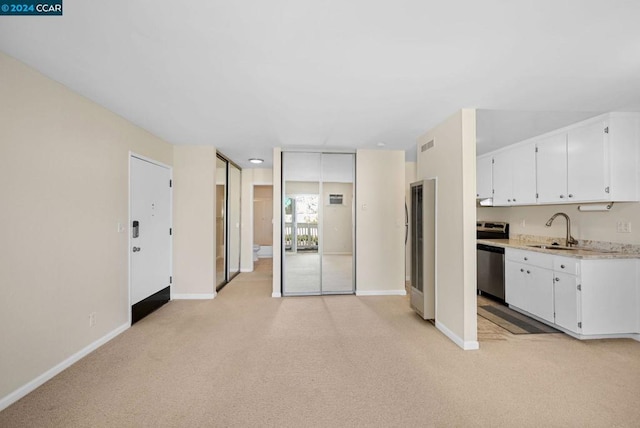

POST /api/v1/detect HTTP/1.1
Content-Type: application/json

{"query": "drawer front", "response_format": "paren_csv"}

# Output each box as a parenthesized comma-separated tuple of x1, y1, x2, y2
(554, 256, 580, 275)
(505, 248, 553, 269)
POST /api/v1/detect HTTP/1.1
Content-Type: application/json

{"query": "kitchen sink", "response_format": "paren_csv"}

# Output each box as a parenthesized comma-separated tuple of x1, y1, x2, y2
(528, 244, 573, 250)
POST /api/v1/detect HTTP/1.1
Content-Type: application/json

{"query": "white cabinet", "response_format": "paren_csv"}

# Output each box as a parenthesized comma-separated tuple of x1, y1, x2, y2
(476, 155, 493, 199)
(535, 133, 568, 204)
(505, 249, 554, 323)
(537, 113, 640, 204)
(492, 143, 537, 206)
(567, 120, 608, 201)
(553, 270, 579, 332)
(536, 119, 609, 203)
(478, 112, 640, 206)
(506, 249, 639, 339)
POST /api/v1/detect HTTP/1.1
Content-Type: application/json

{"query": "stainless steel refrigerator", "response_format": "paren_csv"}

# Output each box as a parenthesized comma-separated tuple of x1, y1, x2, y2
(410, 179, 436, 319)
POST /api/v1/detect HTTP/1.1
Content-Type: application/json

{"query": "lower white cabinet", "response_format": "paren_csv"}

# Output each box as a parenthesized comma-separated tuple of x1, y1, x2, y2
(505, 249, 639, 338)
(552, 271, 579, 332)
(505, 259, 554, 323)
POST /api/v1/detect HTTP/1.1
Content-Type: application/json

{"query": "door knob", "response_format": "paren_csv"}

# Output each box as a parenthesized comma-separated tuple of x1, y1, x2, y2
(132, 247, 141, 252)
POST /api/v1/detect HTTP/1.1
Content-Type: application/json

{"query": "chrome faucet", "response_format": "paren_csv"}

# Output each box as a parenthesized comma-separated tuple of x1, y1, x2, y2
(545, 212, 578, 247)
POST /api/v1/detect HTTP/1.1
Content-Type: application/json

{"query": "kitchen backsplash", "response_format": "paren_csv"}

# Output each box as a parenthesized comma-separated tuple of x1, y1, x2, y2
(477, 202, 640, 246)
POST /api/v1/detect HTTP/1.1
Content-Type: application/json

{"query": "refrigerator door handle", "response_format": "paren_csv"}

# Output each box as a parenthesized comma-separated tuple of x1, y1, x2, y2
(404, 202, 409, 245)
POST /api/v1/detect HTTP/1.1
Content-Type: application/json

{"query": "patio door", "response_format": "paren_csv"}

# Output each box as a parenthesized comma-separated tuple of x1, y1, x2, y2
(282, 152, 354, 296)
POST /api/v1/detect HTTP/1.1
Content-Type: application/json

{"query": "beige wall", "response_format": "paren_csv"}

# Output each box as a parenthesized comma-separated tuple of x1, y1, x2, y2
(355, 150, 406, 294)
(172, 146, 216, 296)
(0, 52, 173, 401)
(478, 203, 640, 245)
(416, 109, 478, 349)
(253, 186, 273, 247)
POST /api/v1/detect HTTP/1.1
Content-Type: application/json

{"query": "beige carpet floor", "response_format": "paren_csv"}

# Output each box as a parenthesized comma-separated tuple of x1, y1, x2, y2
(1, 259, 640, 427)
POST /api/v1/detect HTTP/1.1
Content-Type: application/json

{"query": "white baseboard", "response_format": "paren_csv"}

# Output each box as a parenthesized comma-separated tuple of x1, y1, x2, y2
(435, 320, 479, 351)
(0, 322, 129, 412)
(356, 289, 407, 296)
(240, 268, 253, 273)
(634, 334, 640, 342)
(272, 291, 282, 298)
(172, 293, 216, 300)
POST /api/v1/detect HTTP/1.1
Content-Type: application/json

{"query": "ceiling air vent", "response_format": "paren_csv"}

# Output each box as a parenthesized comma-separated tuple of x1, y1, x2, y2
(421, 139, 434, 152)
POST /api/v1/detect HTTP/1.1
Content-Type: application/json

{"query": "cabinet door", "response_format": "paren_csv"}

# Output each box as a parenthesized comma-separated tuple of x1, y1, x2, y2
(505, 260, 527, 310)
(476, 155, 493, 199)
(511, 142, 537, 205)
(567, 120, 608, 202)
(536, 133, 568, 203)
(492, 151, 512, 206)
(527, 265, 555, 323)
(553, 271, 579, 332)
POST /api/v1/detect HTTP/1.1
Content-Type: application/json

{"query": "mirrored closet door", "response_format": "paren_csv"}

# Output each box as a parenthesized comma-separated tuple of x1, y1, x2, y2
(282, 152, 354, 296)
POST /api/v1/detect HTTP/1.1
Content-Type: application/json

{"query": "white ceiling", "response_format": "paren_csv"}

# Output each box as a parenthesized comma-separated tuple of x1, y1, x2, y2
(1, 0, 639, 168)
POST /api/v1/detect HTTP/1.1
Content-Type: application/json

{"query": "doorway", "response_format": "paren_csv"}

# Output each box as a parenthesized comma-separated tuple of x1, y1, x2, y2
(130, 155, 172, 324)
(253, 185, 273, 259)
(282, 152, 355, 296)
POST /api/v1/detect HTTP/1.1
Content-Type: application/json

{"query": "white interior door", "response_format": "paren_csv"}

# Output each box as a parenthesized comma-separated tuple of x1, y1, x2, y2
(130, 156, 171, 308)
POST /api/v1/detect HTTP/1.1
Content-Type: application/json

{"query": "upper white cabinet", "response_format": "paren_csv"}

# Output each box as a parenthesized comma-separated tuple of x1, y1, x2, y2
(491, 142, 537, 206)
(476, 154, 493, 199)
(537, 119, 609, 203)
(478, 112, 640, 205)
(535, 133, 569, 203)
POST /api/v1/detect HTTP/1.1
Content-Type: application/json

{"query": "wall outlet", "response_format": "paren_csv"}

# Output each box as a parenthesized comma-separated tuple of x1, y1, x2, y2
(616, 221, 631, 233)
(89, 312, 96, 327)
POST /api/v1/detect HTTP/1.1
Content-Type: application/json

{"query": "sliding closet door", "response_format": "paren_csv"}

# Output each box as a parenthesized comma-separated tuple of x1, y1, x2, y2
(283, 153, 321, 295)
(228, 164, 241, 280)
(215, 156, 227, 289)
(321, 154, 354, 294)
(282, 152, 355, 296)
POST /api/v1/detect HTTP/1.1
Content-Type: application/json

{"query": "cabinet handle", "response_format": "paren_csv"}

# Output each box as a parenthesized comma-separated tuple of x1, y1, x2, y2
(513, 198, 517, 202)
(555, 277, 559, 282)
(507, 199, 511, 202)
(520, 268, 524, 272)
(526, 270, 531, 274)
(568, 194, 573, 198)
(560, 264, 565, 269)
(559, 195, 565, 199)
(524, 257, 528, 261)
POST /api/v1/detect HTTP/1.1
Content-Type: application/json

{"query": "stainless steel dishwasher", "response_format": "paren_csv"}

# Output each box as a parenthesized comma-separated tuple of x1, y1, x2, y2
(477, 222, 509, 301)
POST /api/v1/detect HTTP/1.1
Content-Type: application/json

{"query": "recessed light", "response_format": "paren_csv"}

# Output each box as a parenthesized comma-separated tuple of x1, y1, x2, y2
(249, 158, 264, 164)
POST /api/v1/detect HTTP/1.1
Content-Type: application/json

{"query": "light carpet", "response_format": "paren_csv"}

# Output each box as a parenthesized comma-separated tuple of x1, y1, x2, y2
(1, 259, 639, 427)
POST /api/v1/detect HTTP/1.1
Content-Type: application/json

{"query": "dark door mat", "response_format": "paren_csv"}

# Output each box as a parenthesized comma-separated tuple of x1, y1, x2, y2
(478, 305, 560, 334)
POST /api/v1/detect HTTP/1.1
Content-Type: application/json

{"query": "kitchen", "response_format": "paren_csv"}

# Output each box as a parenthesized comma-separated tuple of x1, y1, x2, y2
(475, 111, 640, 341)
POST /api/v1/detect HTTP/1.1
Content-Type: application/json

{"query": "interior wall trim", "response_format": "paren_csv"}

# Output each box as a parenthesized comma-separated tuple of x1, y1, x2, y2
(172, 293, 216, 300)
(435, 320, 480, 351)
(0, 323, 129, 412)
(355, 290, 407, 296)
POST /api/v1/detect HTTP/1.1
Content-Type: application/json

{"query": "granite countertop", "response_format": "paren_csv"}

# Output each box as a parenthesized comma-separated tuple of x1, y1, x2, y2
(477, 238, 640, 260)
